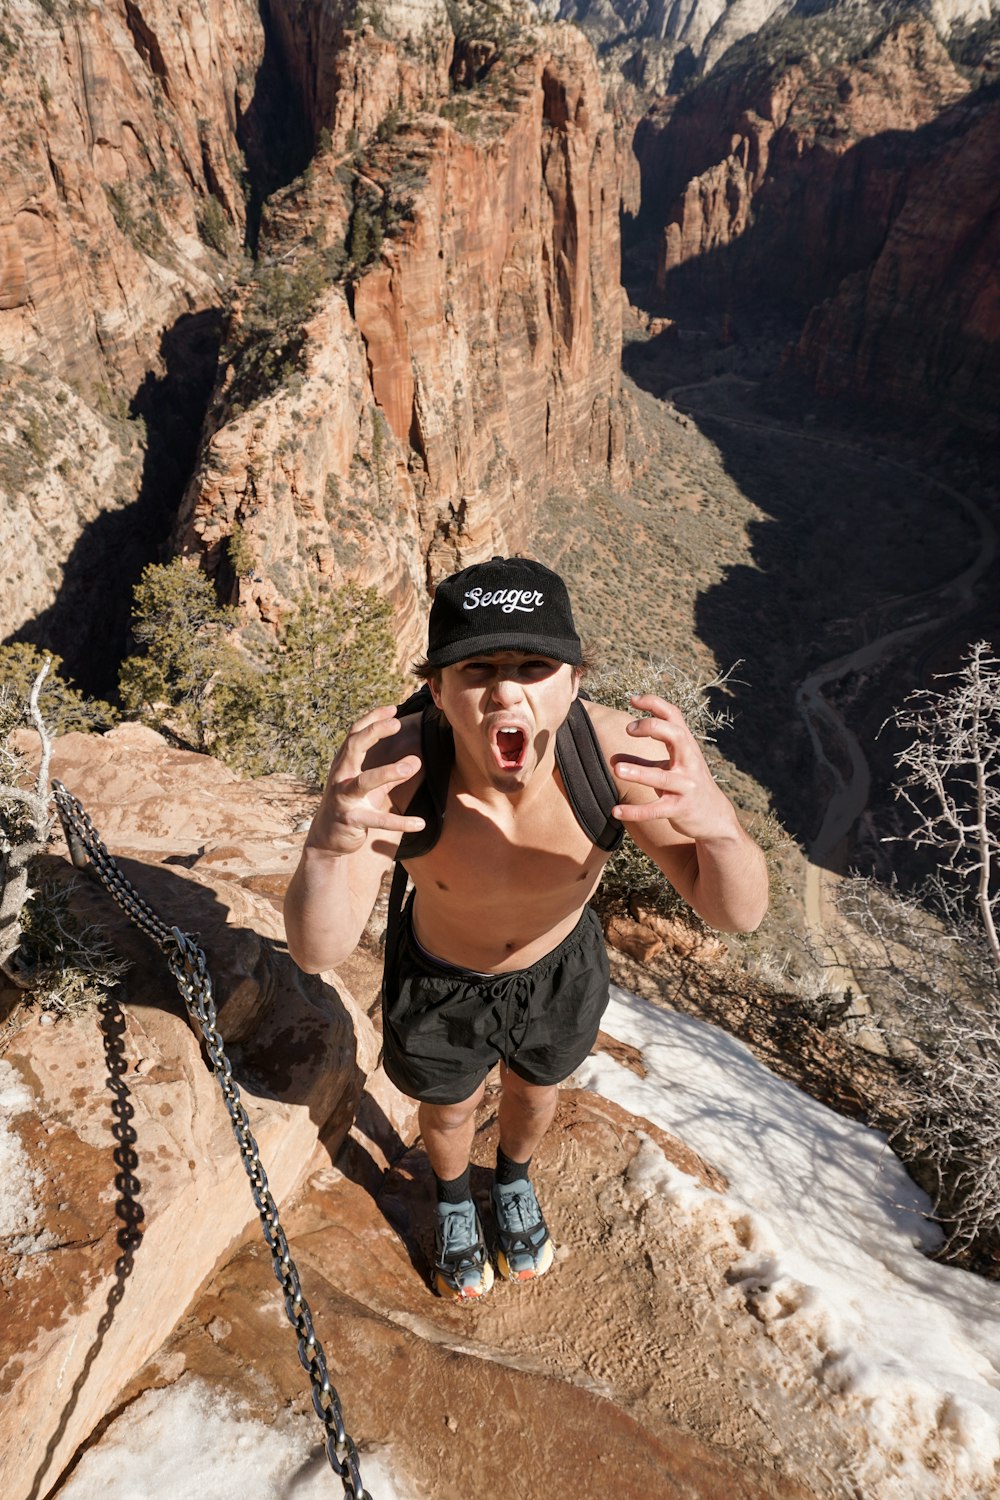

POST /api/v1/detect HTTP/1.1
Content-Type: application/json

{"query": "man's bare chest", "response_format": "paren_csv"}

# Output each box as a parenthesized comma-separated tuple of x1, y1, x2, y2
(407, 780, 604, 904)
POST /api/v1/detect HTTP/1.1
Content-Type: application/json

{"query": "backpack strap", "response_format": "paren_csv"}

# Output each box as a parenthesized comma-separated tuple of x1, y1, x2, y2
(386, 703, 454, 958)
(555, 698, 625, 853)
(396, 707, 454, 861)
(383, 857, 410, 973)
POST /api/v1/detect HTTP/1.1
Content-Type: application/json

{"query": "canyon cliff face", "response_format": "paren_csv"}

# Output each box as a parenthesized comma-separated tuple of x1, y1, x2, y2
(795, 89, 1000, 438)
(0, 0, 633, 681)
(633, 14, 1000, 436)
(640, 18, 970, 308)
(0, 0, 272, 680)
(554, 0, 999, 88)
(0, 0, 256, 392)
(173, 8, 633, 657)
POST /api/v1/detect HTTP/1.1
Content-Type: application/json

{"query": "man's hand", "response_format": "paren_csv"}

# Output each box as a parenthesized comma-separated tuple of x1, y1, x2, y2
(610, 694, 740, 843)
(307, 704, 425, 856)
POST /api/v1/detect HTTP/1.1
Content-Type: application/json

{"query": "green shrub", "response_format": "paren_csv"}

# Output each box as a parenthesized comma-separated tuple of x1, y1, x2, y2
(348, 195, 384, 270)
(118, 559, 244, 749)
(197, 195, 233, 254)
(223, 248, 345, 410)
(218, 586, 403, 783)
(227, 525, 255, 577)
(118, 564, 403, 784)
(0, 645, 117, 734)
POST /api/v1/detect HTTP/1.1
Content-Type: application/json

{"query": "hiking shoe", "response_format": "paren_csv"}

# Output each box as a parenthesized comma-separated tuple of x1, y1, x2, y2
(433, 1199, 494, 1301)
(491, 1177, 554, 1283)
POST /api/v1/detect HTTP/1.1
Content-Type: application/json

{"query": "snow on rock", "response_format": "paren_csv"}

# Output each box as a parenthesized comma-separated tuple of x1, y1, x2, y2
(573, 985, 1000, 1499)
(56, 1375, 421, 1500)
(0, 1061, 43, 1246)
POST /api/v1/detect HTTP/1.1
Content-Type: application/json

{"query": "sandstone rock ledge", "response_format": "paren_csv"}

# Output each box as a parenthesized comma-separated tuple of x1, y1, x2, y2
(2, 726, 832, 1499)
(0, 725, 377, 1500)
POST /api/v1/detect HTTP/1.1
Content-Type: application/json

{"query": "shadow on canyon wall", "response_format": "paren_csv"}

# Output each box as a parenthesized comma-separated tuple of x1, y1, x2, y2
(630, 87, 1000, 333)
(6, 1, 316, 697)
(237, 0, 314, 249)
(7, 310, 224, 700)
(621, 100, 999, 857)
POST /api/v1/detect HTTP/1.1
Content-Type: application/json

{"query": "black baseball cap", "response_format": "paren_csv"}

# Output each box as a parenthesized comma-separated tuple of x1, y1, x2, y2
(424, 556, 582, 669)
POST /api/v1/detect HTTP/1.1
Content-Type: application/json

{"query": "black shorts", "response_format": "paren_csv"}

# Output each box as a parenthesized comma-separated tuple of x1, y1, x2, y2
(381, 897, 610, 1105)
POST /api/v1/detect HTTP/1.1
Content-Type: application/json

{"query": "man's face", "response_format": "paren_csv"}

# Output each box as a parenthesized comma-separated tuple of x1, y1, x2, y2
(429, 652, 581, 790)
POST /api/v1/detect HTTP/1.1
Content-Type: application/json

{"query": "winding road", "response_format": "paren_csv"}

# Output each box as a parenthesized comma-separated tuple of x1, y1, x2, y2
(671, 381, 997, 987)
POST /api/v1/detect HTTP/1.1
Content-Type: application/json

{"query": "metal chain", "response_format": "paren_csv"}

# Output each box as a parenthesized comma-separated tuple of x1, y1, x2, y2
(51, 781, 369, 1500)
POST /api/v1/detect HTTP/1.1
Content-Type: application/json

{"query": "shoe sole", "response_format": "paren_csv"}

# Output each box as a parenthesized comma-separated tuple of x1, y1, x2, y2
(496, 1235, 555, 1283)
(434, 1258, 495, 1302)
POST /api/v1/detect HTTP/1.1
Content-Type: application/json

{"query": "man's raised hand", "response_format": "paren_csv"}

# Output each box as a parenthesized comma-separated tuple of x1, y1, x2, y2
(610, 694, 740, 843)
(308, 704, 425, 856)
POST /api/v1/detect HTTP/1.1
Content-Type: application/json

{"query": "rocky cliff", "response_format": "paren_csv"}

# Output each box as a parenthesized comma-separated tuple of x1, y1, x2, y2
(0, 0, 283, 684)
(631, 12, 1000, 436)
(552, 0, 1000, 90)
(0, 0, 633, 685)
(795, 86, 1000, 438)
(173, 5, 633, 654)
(0, 724, 377, 1500)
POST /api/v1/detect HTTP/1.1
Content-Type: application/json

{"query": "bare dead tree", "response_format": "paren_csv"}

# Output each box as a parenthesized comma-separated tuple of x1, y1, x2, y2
(831, 876, 999, 1268)
(1, 661, 55, 984)
(890, 641, 999, 971)
(817, 645, 1000, 1269)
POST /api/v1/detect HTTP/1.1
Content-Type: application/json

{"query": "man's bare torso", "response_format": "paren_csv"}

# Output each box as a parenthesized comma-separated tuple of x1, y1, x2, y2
(389, 704, 614, 973)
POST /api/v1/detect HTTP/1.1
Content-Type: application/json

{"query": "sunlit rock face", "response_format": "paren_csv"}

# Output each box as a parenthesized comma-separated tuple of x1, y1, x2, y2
(173, 12, 631, 659)
(1, 1, 632, 676)
(0, 725, 374, 1500)
(0, 0, 263, 659)
(550, 0, 1000, 88)
(0, 0, 259, 393)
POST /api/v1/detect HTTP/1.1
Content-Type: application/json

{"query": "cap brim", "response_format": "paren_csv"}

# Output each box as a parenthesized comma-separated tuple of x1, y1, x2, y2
(424, 631, 582, 669)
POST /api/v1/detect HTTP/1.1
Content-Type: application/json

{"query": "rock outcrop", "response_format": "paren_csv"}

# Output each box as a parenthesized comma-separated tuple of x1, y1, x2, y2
(173, 10, 632, 658)
(0, 724, 822, 1500)
(554, 0, 1000, 91)
(641, 18, 970, 308)
(0, 0, 269, 675)
(632, 13, 1000, 436)
(0, 0, 254, 392)
(0, 724, 373, 1500)
(1, 0, 633, 682)
(795, 88, 1000, 438)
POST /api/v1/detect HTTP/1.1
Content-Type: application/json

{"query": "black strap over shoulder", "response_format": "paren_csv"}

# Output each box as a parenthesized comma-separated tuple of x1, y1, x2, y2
(396, 695, 453, 861)
(556, 697, 625, 854)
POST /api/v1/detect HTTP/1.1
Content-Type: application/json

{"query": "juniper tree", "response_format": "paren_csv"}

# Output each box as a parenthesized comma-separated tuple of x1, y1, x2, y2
(118, 559, 244, 750)
(219, 585, 403, 783)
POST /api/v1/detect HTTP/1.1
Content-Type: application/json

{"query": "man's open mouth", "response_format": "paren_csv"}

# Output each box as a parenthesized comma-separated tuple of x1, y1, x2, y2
(491, 724, 528, 771)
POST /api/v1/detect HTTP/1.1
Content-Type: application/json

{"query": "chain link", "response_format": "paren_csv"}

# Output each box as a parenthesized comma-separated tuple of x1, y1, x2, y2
(52, 781, 370, 1500)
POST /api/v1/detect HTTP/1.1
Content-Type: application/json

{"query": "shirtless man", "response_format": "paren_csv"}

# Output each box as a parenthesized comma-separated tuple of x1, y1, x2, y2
(284, 556, 768, 1300)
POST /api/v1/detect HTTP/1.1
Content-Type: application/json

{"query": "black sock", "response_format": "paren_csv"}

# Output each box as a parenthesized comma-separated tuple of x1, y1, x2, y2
(435, 1167, 472, 1204)
(495, 1147, 531, 1187)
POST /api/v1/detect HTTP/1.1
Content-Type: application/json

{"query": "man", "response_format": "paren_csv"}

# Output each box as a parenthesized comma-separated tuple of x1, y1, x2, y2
(284, 557, 768, 1300)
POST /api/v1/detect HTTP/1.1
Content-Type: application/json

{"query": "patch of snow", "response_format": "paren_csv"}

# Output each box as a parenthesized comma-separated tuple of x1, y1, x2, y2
(572, 985, 1000, 1498)
(57, 1376, 422, 1500)
(0, 1060, 42, 1242)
